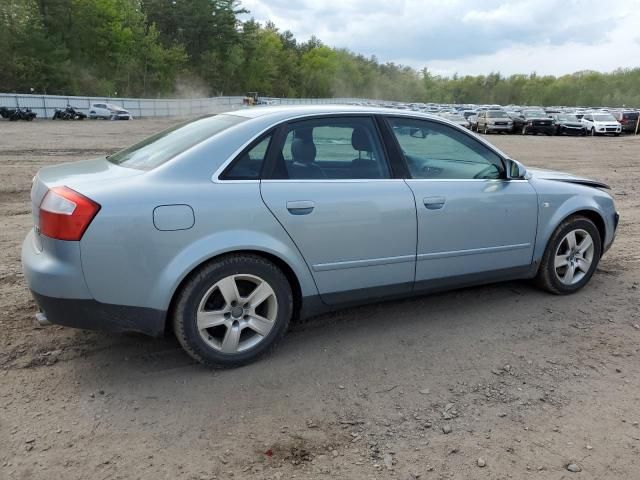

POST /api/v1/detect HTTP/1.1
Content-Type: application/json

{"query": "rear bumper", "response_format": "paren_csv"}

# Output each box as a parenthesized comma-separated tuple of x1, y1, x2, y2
(31, 292, 165, 337)
(22, 229, 165, 337)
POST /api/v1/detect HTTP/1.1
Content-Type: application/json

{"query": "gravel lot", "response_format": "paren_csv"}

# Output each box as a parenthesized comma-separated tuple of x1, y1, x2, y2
(1, 118, 639, 480)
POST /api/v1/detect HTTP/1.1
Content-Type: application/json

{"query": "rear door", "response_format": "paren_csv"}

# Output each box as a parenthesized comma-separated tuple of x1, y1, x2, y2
(383, 116, 538, 286)
(260, 115, 417, 304)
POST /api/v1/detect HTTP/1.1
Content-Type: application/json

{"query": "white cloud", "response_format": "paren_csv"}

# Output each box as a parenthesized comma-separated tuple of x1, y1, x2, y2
(240, 0, 640, 76)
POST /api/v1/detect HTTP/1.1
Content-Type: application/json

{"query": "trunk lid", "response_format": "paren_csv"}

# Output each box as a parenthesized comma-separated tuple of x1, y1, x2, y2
(31, 157, 144, 244)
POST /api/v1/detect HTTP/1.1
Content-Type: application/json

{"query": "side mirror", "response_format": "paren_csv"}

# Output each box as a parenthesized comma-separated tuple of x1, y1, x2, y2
(505, 158, 527, 179)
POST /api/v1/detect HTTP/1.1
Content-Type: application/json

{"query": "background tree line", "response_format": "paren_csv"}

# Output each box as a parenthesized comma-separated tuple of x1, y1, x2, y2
(1, 0, 639, 107)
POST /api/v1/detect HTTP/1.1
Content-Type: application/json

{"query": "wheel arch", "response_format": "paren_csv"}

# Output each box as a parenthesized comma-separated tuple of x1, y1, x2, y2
(534, 206, 607, 267)
(164, 249, 305, 335)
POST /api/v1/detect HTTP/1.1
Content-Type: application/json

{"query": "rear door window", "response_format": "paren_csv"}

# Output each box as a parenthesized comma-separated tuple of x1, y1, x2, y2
(221, 133, 272, 180)
(268, 117, 390, 180)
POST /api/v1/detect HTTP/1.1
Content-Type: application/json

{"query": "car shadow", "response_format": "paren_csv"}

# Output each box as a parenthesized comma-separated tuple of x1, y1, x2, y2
(63, 278, 549, 380)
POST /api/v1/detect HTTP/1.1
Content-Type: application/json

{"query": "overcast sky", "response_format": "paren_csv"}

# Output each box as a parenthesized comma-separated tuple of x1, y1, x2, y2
(241, 0, 640, 77)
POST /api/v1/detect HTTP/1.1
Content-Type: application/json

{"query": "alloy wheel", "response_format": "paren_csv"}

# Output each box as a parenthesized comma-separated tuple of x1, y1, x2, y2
(196, 274, 278, 353)
(554, 229, 595, 285)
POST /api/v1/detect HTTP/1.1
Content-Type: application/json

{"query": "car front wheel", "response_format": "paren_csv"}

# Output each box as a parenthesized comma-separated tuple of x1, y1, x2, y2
(535, 215, 601, 295)
(172, 254, 293, 367)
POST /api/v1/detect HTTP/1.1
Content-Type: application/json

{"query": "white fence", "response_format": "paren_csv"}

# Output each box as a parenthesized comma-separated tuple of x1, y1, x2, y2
(0, 93, 370, 119)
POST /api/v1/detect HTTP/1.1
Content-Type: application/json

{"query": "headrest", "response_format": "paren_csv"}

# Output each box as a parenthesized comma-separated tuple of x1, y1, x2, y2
(352, 128, 373, 152)
(291, 138, 316, 164)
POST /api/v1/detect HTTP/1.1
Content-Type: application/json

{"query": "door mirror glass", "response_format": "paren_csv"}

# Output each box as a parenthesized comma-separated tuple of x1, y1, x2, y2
(506, 159, 527, 179)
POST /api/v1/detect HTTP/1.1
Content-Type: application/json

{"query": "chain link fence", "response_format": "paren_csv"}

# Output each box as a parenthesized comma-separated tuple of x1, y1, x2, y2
(0, 93, 371, 119)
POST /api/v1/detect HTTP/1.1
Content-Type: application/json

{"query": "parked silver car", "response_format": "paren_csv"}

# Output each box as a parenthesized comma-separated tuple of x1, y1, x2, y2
(22, 106, 619, 367)
(476, 110, 513, 134)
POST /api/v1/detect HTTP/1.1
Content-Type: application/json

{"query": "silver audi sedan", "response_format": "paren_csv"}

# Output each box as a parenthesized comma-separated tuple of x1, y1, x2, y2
(22, 106, 619, 367)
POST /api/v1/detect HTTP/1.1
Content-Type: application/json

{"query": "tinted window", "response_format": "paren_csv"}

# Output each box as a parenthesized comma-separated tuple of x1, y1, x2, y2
(272, 117, 390, 180)
(222, 133, 272, 180)
(388, 118, 504, 180)
(108, 114, 246, 170)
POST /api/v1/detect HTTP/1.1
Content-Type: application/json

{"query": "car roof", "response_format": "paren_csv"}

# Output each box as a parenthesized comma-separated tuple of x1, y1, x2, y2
(227, 104, 445, 123)
(204, 104, 512, 165)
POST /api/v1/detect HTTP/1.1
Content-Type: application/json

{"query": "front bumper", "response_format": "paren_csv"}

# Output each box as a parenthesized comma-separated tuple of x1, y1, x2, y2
(604, 211, 620, 254)
(22, 229, 164, 337)
(558, 125, 585, 135)
(487, 124, 512, 132)
(527, 124, 555, 134)
(595, 125, 621, 134)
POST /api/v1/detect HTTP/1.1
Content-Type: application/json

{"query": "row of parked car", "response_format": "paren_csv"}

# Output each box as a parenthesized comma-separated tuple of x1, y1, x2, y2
(1, 102, 134, 121)
(366, 102, 639, 137)
(465, 108, 636, 136)
(51, 103, 133, 120)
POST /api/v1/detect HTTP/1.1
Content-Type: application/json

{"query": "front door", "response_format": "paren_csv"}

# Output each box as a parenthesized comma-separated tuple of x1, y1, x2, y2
(385, 116, 538, 286)
(260, 116, 417, 304)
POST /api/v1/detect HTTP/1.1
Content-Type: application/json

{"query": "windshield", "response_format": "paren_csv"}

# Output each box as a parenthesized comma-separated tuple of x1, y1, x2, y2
(487, 111, 509, 118)
(523, 110, 547, 117)
(108, 114, 246, 170)
(593, 114, 616, 121)
(556, 115, 578, 121)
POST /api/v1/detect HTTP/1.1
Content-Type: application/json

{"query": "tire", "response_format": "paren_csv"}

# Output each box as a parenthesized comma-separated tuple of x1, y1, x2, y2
(591, 128, 596, 137)
(535, 215, 602, 295)
(172, 254, 293, 368)
(614, 133, 620, 137)
(521, 125, 527, 135)
(484, 124, 489, 134)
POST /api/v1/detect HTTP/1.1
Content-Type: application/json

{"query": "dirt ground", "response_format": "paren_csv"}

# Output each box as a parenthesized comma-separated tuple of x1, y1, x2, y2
(1, 118, 639, 480)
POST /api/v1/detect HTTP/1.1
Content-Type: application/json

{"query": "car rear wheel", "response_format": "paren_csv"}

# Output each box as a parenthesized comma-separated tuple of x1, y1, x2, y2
(521, 125, 527, 135)
(172, 254, 293, 368)
(535, 215, 601, 295)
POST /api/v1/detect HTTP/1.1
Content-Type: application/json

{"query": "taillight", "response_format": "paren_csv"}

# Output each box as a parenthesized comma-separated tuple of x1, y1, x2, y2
(39, 187, 100, 241)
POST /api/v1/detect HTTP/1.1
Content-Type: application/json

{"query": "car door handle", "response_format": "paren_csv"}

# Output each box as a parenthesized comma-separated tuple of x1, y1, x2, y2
(423, 196, 446, 210)
(286, 200, 315, 215)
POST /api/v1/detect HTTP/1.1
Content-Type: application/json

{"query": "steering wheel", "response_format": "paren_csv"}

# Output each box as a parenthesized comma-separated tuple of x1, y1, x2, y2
(473, 165, 498, 179)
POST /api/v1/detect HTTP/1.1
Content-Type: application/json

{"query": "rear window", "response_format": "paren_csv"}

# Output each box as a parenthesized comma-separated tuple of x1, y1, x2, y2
(108, 114, 246, 170)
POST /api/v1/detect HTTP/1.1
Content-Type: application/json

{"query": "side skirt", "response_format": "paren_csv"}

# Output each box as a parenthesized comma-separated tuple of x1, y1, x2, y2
(298, 265, 536, 321)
